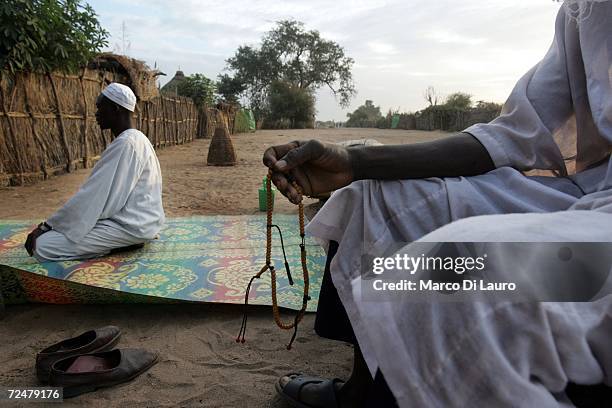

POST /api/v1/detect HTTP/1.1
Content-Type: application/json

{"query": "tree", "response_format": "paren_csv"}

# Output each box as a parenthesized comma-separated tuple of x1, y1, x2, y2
(216, 73, 246, 104)
(176, 73, 217, 107)
(345, 100, 382, 127)
(0, 0, 108, 75)
(444, 92, 473, 110)
(267, 80, 315, 128)
(223, 20, 355, 117)
(223, 45, 273, 117)
(423, 86, 439, 107)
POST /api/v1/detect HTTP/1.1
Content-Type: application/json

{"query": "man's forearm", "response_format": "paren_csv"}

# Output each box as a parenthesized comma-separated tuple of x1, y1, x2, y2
(347, 132, 495, 180)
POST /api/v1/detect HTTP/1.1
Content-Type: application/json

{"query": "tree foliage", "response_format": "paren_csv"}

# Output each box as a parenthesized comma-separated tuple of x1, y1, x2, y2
(443, 92, 473, 110)
(0, 0, 108, 75)
(266, 80, 315, 129)
(223, 20, 355, 117)
(474, 100, 503, 112)
(216, 73, 245, 104)
(345, 100, 382, 127)
(177, 73, 217, 107)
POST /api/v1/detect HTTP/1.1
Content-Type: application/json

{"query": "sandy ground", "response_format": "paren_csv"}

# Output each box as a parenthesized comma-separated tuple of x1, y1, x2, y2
(0, 128, 448, 407)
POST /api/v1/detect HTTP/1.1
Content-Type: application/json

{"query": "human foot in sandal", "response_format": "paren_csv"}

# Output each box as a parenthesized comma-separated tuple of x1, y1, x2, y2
(276, 373, 359, 408)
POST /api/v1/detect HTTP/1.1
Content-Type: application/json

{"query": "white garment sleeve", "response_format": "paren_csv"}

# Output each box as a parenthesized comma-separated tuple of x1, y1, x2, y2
(47, 138, 144, 242)
(465, 7, 572, 174)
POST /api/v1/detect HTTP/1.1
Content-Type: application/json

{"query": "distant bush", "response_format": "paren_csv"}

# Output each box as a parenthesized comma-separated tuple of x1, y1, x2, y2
(346, 100, 382, 127)
(343, 92, 502, 131)
(177, 73, 217, 107)
(315, 120, 337, 128)
(376, 116, 388, 129)
(474, 100, 503, 112)
(265, 80, 315, 129)
(443, 92, 473, 110)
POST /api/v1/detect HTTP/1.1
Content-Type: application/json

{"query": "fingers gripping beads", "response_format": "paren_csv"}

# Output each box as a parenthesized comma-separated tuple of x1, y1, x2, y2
(237, 170, 311, 350)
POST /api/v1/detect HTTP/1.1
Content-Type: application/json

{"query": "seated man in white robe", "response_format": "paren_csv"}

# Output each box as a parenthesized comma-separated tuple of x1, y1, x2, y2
(24, 83, 165, 261)
(265, 1, 612, 407)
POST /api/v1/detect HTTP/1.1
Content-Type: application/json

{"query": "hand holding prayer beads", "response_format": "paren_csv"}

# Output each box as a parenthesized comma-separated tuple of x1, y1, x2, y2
(262, 139, 354, 202)
(237, 171, 310, 350)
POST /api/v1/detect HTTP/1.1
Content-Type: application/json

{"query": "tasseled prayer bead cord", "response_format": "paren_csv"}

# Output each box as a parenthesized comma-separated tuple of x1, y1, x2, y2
(265, 172, 273, 265)
(238, 170, 310, 345)
(271, 179, 309, 330)
(271, 268, 299, 330)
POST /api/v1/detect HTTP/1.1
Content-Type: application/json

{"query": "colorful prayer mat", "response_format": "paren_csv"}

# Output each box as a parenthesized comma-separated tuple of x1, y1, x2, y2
(0, 216, 326, 311)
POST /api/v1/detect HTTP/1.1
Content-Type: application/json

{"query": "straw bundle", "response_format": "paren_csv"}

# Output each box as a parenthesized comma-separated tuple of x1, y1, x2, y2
(206, 125, 236, 166)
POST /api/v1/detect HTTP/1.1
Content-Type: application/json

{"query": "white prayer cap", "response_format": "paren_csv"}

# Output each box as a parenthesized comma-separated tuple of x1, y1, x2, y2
(101, 83, 136, 112)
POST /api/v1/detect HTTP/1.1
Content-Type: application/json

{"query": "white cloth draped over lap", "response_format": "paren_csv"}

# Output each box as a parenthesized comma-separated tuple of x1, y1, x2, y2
(35, 129, 165, 261)
(306, 3, 612, 407)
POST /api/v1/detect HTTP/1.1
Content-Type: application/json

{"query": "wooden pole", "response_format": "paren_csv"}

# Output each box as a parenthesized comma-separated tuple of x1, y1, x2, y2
(143, 101, 150, 141)
(79, 68, 90, 168)
(99, 73, 109, 149)
(174, 97, 180, 144)
(161, 96, 167, 147)
(0, 76, 25, 184)
(22, 73, 49, 179)
(154, 99, 159, 148)
(48, 73, 72, 172)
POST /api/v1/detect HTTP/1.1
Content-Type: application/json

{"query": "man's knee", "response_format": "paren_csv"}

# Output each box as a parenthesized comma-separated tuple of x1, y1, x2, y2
(33, 231, 68, 262)
(330, 180, 368, 201)
(33, 227, 147, 261)
(33, 230, 95, 262)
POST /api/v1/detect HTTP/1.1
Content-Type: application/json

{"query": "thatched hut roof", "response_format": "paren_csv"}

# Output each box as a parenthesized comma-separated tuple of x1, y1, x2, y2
(89, 53, 165, 101)
(161, 70, 186, 96)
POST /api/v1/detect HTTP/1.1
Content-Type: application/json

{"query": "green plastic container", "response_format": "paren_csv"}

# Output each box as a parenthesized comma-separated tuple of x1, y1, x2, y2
(258, 177, 275, 211)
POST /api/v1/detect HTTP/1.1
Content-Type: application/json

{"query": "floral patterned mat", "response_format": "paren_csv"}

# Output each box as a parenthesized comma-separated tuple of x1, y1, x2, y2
(0, 216, 326, 311)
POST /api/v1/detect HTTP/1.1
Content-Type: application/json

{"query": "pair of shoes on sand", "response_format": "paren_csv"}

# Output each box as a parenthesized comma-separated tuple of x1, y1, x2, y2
(36, 326, 158, 398)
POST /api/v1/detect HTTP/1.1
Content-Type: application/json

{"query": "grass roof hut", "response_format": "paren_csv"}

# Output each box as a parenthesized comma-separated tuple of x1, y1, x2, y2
(161, 70, 186, 97)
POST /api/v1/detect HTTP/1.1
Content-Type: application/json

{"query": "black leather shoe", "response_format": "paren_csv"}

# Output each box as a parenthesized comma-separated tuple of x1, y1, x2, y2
(36, 326, 121, 383)
(49, 348, 158, 398)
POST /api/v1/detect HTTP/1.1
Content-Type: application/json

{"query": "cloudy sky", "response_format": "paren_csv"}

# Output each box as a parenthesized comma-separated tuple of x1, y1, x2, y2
(88, 0, 562, 121)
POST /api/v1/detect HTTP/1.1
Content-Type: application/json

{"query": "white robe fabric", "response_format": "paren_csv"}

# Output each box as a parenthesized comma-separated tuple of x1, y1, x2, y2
(306, 3, 612, 406)
(35, 129, 165, 261)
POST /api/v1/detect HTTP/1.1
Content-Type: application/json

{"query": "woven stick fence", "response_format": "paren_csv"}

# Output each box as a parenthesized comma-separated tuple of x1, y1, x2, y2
(196, 106, 237, 139)
(0, 69, 197, 186)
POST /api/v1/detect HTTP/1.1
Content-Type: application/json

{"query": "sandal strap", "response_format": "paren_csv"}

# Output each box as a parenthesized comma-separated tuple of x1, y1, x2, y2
(283, 374, 343, 408)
